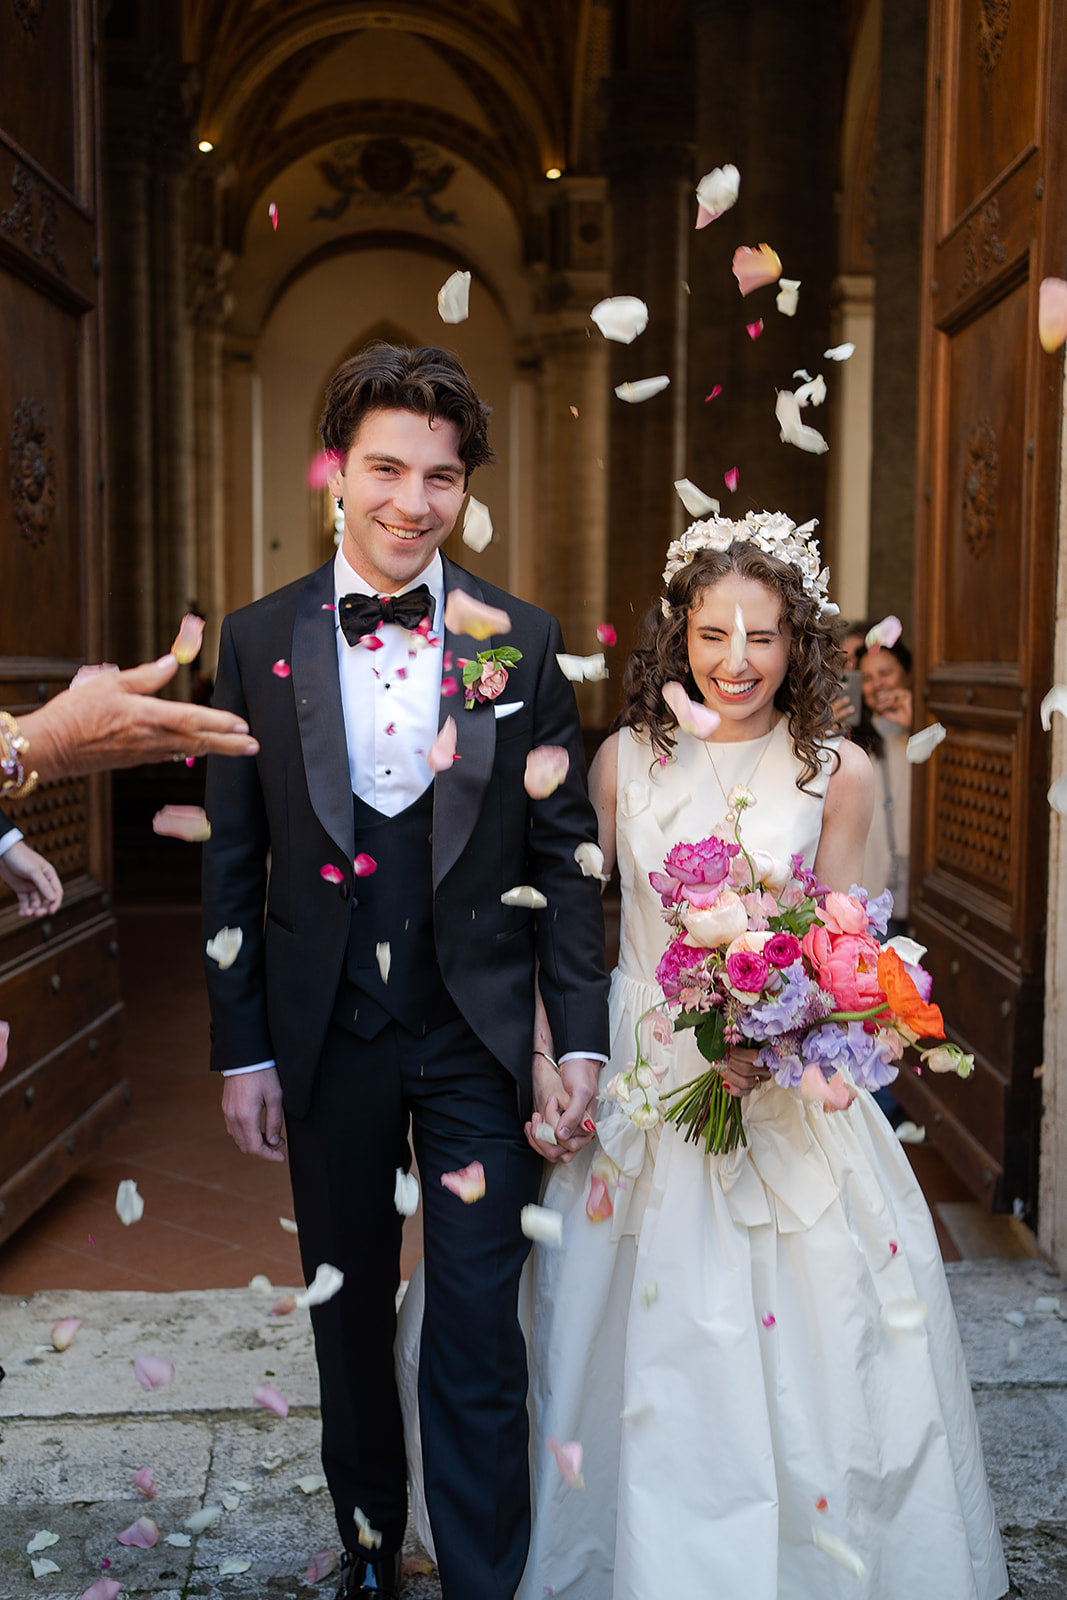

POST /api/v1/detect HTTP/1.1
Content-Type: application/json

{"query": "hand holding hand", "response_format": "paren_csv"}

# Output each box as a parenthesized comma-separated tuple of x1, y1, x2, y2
(0, 840, 62, 916)
(525, 1053, 599, 1163)
(221, 1066, 286, 1162)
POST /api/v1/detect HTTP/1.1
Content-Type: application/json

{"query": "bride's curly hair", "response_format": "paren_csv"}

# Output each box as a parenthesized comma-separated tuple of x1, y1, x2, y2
(614, 542, 842, 792)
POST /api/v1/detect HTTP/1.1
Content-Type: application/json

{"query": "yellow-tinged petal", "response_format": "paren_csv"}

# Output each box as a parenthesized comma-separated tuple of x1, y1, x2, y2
(865, 615, 902, 651)
(437, 270, 471, 324)
(50, 1317, 81, 1351)
(306, 1551, 339, 1584)
(219, 1560, 251, 1575)
(732, 243, 782, 296)
(614, 375, 670, 403)
(153, 804, 211, 842)
(131, 1466, 157, 1498)
(620, 780, 650, 818)
(26, 1532, 59, 1554)
(1049, 774, 1067, 814)
(170, 614, 205, 665)
(586, 1173, 612, 1221)
(279, 1215, 298, 1234)
(590, 296, 649, 344)
(534, 1121, 559, 1147)
(185, 1506, 223, 1533)
(354, 1506, 382, 1549)
(823, 342, 855, 361)
(294, 1474, 328, 1495)
(462, 496, 493, 553)
(1039, 277, 1067, 352)
(117, 1516, 159, 1548)
(443, 591, 511, 640)
(441, 1160, 486, 1203)
(794, 373, 826, 408)
(524, 745, 570, 798)
(31, 1557, 61, 1578)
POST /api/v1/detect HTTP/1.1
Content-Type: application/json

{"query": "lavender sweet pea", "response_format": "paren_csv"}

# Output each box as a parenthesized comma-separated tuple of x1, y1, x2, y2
(801, 1019, 899, 1090)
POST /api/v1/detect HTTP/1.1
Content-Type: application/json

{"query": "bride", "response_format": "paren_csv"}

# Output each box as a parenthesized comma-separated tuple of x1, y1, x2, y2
(400, 512, 1008, 1600)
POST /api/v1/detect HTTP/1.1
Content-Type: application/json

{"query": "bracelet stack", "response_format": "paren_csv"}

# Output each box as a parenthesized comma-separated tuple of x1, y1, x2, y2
(0, 711, 38, 800)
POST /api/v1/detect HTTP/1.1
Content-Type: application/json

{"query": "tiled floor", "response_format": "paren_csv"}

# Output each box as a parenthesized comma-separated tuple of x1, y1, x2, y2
(0, 904, 1027, 1294)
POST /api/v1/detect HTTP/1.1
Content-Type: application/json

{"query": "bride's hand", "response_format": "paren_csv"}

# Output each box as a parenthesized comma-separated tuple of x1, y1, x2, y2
(525, 1052, 598, 1164)
(720, 1046, 771, 1096)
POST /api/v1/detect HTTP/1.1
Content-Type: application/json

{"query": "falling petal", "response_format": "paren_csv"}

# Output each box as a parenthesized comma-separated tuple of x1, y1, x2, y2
(524, 746, 570, 798)
(27, 1532, 59, 1553)
(815, 1497, 829, 1513)
(704, 384, 723, 402)
(555, 652, 608, 682)
(662, 681, 721, 741)
(306, 1550, 339, 1584)
(384, 723, 397, 737)
(170, 614, 205, 665)
(69, 663, 120, 690)
(279, 1216, 298, 1234)
(205, 926, 243, 969)
(794, 367, 814, 382)
(133, 1353, 174, 1390)
(117, 1516, 159, 1548)
(354, 1506, 382, 1550)
(620, 780, 650, 818)
(308, 454, 332, 491)
(254, 1384, 289, 1418)
(586, 1174, 612, 1221)
(521, 1202, 563, 1246)
(348, 855, 377, 881)
(812, 1526, 867, 1578)
(79, 1581, 123, 1600)
(794, 373, 827, 408)
(457, 494, 495, 556)
(441, 1161, 486, 1203)
(376, 941, 391, 983)
(219, 1559, 252, 1575)
(882, 1298, 928, 1332)
(570, 405, 579, 419)
(427, 718, 459, 774)
(895, 1120, 926, 1144)
(732, 243, 782, 296)
(728, 604, 746, 675)
(268, 202, 278, 230)
(116, 1179, 145, 1227)
(590, 296, 649, 344)
(906, 723, 947, 764)
(31, 1558, 61, 1577)
(1040, 685, 1067, 730)
(864, 614, 903, 653)
(761, 1312, 776, 1329)
(1049, 774, 1067, 814)
(695, 162, 740, 226)
(50, 1317, 81, 1351)
(1039, 277, 1067, 352)
(272, 659, 291, 679)
(641, 1281, 659, 1308)
(295, 1262, 344, 1309)
(535, 1122, 559, 1147)
(131, 1466, 157, 1499)
(361, 634, 384, 652)
(441, 676, 458, 697)
(270, 1294, 296, 1316)
(437, 269, 471, 323)
(574, 841, 607, 879)
(394, 1169, 420, 1217)
(443, 590, 511, 640)
(614, 376, 671, 403)
(596, 622, 617, 647)
(724, 466, 739, 491)
(152, 804, 211, 843)
(501, 885, 548, 908)
(547, 1438, 585, 1489)
(776, 277, 801, 316)
(674, 478, 720, 517)
(823, 342, 855, 361)
(776, 390, 829, 454)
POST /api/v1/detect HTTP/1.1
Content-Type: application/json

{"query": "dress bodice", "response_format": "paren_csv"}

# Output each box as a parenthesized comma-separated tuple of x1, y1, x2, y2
(614, 719, 835, 986)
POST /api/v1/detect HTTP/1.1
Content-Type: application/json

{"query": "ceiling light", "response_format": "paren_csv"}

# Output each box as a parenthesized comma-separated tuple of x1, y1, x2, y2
(545, 167, 562, 181)
(198, 139, 213, 153)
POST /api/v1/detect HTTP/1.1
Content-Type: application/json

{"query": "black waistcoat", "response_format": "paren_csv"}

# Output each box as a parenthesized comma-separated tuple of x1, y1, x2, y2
(331, 784, 459, 1041)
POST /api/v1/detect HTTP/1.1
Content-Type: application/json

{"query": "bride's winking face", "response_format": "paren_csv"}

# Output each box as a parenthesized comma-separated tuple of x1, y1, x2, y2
(686, 574, 792, 741)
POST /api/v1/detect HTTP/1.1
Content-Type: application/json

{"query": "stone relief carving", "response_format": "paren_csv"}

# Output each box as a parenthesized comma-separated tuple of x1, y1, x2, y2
(962, 417, 998, 560)
(9, 398, 56, 550)
(0, 164, 67, 276)
(12, 0, 44, 36)
(959, 199, 1007, 295)
(976, 0, 1011, 74)
(312, 138, 459, 227)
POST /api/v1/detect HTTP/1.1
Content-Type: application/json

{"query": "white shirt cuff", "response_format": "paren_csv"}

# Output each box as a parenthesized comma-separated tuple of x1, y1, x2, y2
(558, 1052, 608, 1066)
(222, 1060, 277, 1076)
(0, 828, 24, 858)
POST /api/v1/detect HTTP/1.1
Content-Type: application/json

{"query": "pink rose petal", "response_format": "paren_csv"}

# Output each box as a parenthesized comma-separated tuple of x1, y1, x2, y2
(254, 1383, 289, 1418)
(272, 660, 291, 678)
(745, 318, 764, 340)
(117, 1516, 159, 1548)
(268, 201, 278, 230)
(70, 662, 120, 691)
(320, 863, 344, 884)
(441, 675, 459, 697)
(524, 745, 570, 799)
(133, 1354, 174, 1390)
(761, 1312, 776, 1329)
(662, 681, 721, 741)
(724, 466, 739, 492)
(442, 651, 453, 671)
(443, 591, 512, 641)
(732, 243, 782, 296)
(308, 453, 331, 490)
(306, 1550, 338, 1584)
(799, 1064, 856, 1111)
(354, 854, 377, 877)
(815, 1496, 829, 1513)
(361, 633, 384, 652)
(586, 1175, 613, 1222)
(547, 1437, 585, 1489)
(596, 623, 617, 647)
(704, 385, 722, 402)
(79, 1582, 122, 1600)
(890, 1240, 898, 1256)
(152, 805, 211, 843)
(270, 1293, 296, 1316)
(395, 666, 407, 680)
(440, 1161, 486, 1204)
(427, 717, 459, 774)
(50, 1316, 82, 1351)
(864, 615, 902, 652)
(1039, 277, 1067, 353)
(321, 601, 337, 612)
(385, 722, 396, 736)
(170, 614, 205, 665)
(131, 1466, 157, 1499)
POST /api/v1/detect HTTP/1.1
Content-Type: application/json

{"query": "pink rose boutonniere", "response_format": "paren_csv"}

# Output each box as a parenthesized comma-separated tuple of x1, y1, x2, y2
(462, 646, 522, 709)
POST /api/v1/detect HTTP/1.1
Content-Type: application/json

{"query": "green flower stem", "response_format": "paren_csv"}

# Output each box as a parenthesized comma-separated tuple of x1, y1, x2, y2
(821, 1004, 892, 1023)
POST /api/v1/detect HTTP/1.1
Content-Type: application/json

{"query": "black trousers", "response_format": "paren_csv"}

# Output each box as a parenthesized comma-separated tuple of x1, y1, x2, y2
(285, 1012, 543, 1600)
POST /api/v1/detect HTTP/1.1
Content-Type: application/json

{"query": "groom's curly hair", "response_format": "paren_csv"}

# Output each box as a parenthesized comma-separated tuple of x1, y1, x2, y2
(614, 543, 843, 793)
(319, 342, 494, 481)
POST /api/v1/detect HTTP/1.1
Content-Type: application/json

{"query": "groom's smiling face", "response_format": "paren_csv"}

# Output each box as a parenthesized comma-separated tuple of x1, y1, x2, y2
(328, 408, 467, 594)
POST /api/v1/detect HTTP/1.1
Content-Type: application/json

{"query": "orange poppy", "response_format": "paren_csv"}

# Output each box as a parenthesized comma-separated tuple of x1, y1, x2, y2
(876, 949, 945, 1040)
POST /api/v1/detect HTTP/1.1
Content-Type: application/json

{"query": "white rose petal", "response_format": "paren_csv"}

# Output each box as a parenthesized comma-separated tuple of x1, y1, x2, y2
(574, 841, 607, 879)
(534, 1122, 559, 1147)
(884, 935, 928, 966)
(1049, 774, 1067, 814)
(614, 375, 670, 404)
(501, 885, 548, 909)
(776, 277, 801, 316)
(794, 373, 826, 408)
(375, 941, 391, 984)
(695, 162, 740, 225)
(394, 1169, 420, 1217)
(1040, 684, 1067, 731)
(295, 1474, 329, 1494)
(26, 1533, 59, 1555)
(555, 652, 608, 682)
(206, 925, 243, 969)
(295, 1262, 344, 1309)
(221, 1492, 241, 1511)
(906, 723, 947, 764)
(823, 342, 855, 361)
(116, 1178, 145, 1227)
(895, 1121, 926, 1144)
(674, 478, 719, 518)
(882, 1298, 928, 1332)
(185, 1506, 223, 1534)
(1034, 1295, 1062, 1314)
(31, 1558, 61, 1578)
(521, 1203, 564, 1246)
(812, 1526, 867, 1578)
(462, 496, 493, 553)
(354, 1506, 382, 1550)
(165, 1532, 193, 1547)
(437, 269, 471, 324)
(590, 295, 649, 344)
(219, 1559, 252, 1575)
(279, 1216, 299, 1234)
(729, 603, 746, 675)
(776, 390, 829, 455)
(249, 1274, 274, 1296)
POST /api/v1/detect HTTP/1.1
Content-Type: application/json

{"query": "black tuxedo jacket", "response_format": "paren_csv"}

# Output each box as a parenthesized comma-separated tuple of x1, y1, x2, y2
(201, 555, 610, 1120)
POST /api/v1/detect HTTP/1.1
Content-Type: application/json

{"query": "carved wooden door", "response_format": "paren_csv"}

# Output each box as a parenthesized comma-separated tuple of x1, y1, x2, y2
(0, 0, 126, 1243)
(903, 0, 1066, 1211)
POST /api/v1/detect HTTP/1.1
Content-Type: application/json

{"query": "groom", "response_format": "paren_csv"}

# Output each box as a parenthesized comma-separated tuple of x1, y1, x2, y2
(202, 344, 609, 1600)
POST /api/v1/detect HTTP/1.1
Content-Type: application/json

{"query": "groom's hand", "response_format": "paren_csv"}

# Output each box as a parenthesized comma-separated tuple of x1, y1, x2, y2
(222, 1066, 286, 1162)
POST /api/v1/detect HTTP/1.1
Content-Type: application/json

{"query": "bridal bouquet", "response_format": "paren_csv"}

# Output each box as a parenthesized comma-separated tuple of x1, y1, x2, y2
(604, 788, 972, 1155)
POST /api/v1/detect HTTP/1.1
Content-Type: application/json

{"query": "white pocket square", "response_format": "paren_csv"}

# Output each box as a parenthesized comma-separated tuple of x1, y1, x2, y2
(493, 700, 524, 719)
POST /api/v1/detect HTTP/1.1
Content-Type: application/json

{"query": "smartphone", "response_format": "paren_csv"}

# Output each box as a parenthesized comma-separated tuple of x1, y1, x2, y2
(840, 669, 863, 727)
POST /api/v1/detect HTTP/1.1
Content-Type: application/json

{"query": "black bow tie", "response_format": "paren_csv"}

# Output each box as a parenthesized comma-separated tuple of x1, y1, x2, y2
(338, 585, 434, 644)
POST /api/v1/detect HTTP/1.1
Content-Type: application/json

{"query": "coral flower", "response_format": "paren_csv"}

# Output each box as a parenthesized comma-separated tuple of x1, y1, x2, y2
(877, 949, 945, 1038)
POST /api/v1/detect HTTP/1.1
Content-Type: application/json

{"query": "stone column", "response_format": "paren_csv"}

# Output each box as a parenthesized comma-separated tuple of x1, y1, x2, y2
(826, 273, 875, 621)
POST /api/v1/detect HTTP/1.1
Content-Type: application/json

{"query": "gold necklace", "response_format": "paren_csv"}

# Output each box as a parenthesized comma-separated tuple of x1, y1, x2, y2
(702, 717, 778, 823)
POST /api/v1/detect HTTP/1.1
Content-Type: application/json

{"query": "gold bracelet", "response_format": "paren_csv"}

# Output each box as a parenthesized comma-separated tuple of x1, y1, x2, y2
(0, 711, 38, 800)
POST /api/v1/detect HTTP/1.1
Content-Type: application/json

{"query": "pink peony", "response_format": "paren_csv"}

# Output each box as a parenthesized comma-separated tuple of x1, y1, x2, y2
(820, 892, 869, 936)
(655, 937, 707, 1000)
(765, 932, 802, 968)
(725, 949, 770, 995)
(649, 835, 737, 906)
(802, 925, 885, 1012)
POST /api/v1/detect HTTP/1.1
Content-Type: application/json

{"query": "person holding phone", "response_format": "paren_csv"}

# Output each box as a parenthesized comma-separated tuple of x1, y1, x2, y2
(852, 636, 914, 938)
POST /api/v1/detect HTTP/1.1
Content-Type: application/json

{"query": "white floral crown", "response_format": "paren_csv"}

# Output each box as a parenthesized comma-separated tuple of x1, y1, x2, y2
(661, 511, 838, 617)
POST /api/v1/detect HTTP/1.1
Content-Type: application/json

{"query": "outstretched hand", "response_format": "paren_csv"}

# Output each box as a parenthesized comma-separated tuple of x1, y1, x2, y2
(222, 1066, 286, 1163)
(0, 840, 62, 916)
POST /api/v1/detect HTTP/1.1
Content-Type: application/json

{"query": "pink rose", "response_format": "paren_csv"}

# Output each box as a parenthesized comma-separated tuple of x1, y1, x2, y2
(725, 949, 770, 996)
(820, 892, 869, 936)
(802, 925, 885, 1012)
(765, 932, 801, 968)
(681, 890, 749, 949)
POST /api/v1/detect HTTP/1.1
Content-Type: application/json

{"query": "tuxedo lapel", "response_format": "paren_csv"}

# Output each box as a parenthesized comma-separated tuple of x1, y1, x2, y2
(433, 558, 497, 888)
(291, 561, 354, 865)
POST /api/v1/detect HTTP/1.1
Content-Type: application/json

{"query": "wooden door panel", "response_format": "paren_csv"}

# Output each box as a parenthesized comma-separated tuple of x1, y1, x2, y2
(0, 2, 76, 195)
(952, 0, 1042, 219)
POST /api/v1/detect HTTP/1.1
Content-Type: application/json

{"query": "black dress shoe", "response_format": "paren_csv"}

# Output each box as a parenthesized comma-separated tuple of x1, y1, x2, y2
(334, 1550, 402, 1598)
